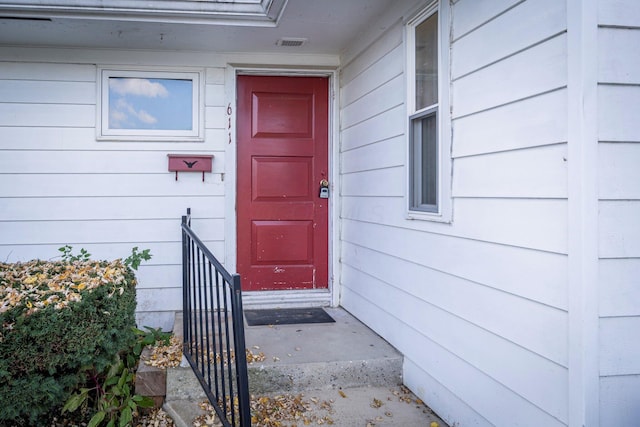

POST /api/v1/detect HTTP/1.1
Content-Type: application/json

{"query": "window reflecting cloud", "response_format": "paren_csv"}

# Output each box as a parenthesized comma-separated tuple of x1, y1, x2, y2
(108, 78, 192, 130)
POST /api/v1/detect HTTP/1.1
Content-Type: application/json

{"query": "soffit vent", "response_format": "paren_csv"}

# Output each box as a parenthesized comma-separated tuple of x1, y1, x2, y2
(276, 37, 307, 47)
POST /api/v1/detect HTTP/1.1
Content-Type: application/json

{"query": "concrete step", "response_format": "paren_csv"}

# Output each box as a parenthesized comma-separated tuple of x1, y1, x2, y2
(168, 307, 403, 398)
(164, 307, 447, 427)
(243, 307, 403, 394)
(165, 385, 447, 427)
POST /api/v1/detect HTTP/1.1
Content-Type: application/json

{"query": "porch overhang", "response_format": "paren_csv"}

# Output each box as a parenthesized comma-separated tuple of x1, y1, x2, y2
(0, 0, 288, 26)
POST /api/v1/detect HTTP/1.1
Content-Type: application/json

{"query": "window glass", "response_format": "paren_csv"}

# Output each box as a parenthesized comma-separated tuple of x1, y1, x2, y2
(409, 7, 439, 213)
(108, 77, 193, 130)
(419, 112, 438, 207)
(411, 111, 438, 210)
(98, 68, 203, 141)
(415, 12, 438, 111)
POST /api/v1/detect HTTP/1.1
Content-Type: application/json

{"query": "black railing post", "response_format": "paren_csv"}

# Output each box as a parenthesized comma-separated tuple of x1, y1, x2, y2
(180, 209, 250, 427)
(231, 274, 251, 427)
(181, 214, 189, 344)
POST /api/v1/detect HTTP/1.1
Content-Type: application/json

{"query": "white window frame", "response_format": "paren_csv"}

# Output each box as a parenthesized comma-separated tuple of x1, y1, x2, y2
(97, 67, 204, 141)
(406, 1, 452, 222)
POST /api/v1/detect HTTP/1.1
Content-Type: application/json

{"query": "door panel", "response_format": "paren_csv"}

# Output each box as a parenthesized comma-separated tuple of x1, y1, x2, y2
(252, 157, 312, 200)
(252, 92, 313, 138)
(252, 221, 313, 263)
(237, 75, 329, 291)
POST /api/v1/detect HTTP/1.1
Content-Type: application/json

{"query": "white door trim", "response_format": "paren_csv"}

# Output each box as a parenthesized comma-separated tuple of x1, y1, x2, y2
(224, 65, 340, 308)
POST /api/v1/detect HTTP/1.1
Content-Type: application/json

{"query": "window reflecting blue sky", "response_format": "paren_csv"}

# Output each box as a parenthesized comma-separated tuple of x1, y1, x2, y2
(108, 77, 193, 130)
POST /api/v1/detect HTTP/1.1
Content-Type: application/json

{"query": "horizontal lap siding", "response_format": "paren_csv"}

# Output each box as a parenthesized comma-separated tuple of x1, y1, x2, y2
(451, 0, 565, 79)
(339, 0, 569, 425)
(452, 34, 567, 118)
(451, 3, 570, 423)
(343, 196, 568, 257)
(453, 144, 568, 199)
(342, 222, 568, 364)
(597, 3, 640, 425)
(0, 59, 227, 331)
(452, 89, 568, 157)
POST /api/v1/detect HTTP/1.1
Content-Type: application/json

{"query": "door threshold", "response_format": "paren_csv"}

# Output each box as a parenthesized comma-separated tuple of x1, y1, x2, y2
(242, 289, 332, 310)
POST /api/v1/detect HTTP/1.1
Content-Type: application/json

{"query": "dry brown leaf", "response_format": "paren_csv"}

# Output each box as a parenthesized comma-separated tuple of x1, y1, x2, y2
(135, 408, 175, 427)
(191, 388, 343, 427)
(246, 349, 266, 363)
(144, 335, 182, 368)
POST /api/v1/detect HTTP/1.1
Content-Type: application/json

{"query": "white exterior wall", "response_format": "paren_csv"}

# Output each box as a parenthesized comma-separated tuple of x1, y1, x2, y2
(0, 47, 339, 330)
(597, 1, 640, 425)
(0, 53, 227, 330)
(339, 0, 571, 426)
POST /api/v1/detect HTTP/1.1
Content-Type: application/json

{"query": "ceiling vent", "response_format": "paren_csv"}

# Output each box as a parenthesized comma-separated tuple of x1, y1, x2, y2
(276, 37, 307, 47)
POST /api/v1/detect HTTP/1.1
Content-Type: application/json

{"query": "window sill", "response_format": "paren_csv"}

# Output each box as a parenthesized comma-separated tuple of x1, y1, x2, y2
(406, 209, 452, 224)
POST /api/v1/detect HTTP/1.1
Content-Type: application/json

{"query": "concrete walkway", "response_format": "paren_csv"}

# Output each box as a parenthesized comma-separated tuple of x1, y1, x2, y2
(164, 307, 448, 427)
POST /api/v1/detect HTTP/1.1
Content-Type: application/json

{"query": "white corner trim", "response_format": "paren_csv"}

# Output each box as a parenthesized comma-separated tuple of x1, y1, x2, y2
(566, 0, 599, 426)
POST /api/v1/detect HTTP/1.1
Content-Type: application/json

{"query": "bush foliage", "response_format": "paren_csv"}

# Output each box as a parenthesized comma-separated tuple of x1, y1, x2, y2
(0, 259, 138, 426)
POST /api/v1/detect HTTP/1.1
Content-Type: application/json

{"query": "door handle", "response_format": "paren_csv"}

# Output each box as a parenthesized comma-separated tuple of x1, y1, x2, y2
(319, 179, 329, 199)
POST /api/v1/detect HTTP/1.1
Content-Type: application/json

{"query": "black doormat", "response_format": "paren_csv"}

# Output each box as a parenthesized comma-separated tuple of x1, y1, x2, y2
(244, 308, 335, 326)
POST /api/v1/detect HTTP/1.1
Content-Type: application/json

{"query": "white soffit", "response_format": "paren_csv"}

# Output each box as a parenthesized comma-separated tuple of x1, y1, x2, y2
(0, 0, 289, 26)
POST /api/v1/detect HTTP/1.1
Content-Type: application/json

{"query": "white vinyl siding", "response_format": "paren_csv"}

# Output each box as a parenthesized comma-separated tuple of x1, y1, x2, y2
(597, 1, 640, 425)
(0, 57, 226, 330)
(339, 0, 569, 426)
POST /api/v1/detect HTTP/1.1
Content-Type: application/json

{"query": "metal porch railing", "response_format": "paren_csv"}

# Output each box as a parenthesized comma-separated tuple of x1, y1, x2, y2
(181, 208, 251, 427)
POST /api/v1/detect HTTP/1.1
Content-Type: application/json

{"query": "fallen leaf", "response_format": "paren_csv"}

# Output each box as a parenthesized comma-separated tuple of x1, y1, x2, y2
(338, 390, 347, 398)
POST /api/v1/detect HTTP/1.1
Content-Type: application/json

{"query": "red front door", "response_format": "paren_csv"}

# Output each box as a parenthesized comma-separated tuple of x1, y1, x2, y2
(236, 75, 329, 291)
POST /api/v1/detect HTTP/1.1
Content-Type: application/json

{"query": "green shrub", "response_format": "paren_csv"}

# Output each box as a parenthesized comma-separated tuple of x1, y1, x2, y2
(0, 259, 138, 426)
(62, 327, 166, 427)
